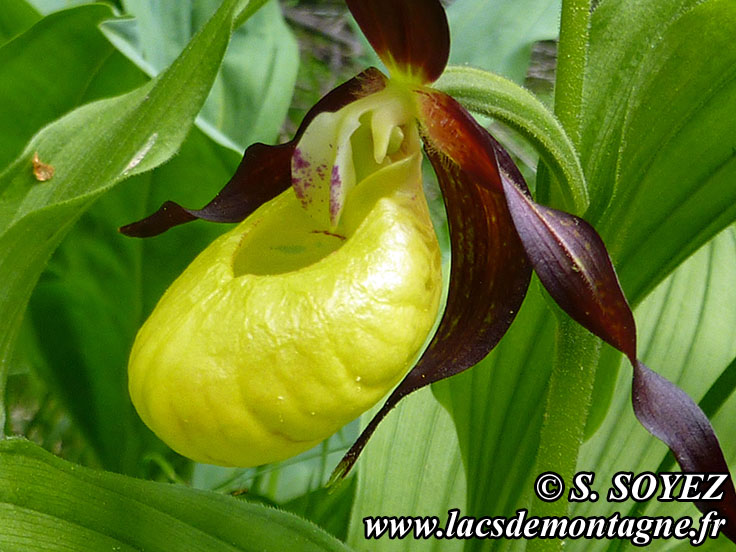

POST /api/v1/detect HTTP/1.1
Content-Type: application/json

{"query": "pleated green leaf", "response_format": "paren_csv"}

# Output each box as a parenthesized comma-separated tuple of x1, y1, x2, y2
(579, 0, 702, 219)
(0, 438, 351, 552)
(346, 388, 466, 552)
(585, 0, 736, 439)
(597, 0, 736, 300)
(0, 0, 39, 45)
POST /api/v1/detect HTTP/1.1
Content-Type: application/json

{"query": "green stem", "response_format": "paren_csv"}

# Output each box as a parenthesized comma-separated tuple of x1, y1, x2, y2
(536, 0, 590, 211)
(526, 6, 595, 551)
(528, 317, 600, 552)
(554, 0, 591, 147)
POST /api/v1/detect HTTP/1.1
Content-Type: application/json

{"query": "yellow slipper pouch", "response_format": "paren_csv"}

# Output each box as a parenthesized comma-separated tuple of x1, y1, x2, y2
(128, 152, 441, 466)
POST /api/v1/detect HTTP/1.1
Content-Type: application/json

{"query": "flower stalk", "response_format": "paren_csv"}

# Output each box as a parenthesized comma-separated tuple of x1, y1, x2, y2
(554, 0, 591, 147)
(529, 2, 595, 547)
(530, 317, 601, 551)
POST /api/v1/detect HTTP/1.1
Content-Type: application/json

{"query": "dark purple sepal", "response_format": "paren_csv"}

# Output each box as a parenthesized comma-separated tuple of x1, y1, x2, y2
(498, 153, 736, 539)
(119, 142, 293, 237)
(499, 166, 637, 361)
(633, 360, 736, 541)
(345, 0, 449, 84)
(330, 92, 533, 483)
(120, 68, 387, 237)
(414, 89, 505, 191)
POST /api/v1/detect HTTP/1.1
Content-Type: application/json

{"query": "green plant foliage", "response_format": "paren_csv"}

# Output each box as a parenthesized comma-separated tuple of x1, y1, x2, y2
(24, 0, 94, 15)
(286, 474, 357, 541)
(598, 0, 736, 299)
(7, 0, 299, 474)
(580, 0, 702, 220)
(0, 438, 351, 552)
(346, 388, 467, 552)
(0, 5, 141, 170)
(583, 0, 736, 442)
(0, 0, 39, 45)
(103, 0, 298, 148)
(1, 0, 261, 474)
(447, 0, 561, 83)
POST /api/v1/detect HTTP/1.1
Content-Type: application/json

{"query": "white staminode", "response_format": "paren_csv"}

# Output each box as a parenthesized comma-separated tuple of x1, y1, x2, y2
(291, 86, 418, 229)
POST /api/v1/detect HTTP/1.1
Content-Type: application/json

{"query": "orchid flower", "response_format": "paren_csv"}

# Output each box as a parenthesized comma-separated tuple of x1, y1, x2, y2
(122, 0, 735, 536)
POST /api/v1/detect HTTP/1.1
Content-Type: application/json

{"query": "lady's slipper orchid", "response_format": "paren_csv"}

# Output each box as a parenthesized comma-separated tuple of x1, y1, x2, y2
(122, 0, 735, 536)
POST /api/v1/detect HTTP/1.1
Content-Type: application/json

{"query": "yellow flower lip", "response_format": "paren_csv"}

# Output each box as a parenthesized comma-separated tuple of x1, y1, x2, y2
(128, 154, 442, 467)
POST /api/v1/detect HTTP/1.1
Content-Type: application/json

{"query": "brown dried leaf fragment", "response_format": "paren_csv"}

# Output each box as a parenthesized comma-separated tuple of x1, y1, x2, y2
(32, 152, 55, 182)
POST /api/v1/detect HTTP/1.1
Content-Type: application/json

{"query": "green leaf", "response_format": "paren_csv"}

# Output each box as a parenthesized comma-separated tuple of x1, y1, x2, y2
(0, 438, 352, 552)
(284, 475, 357, 542)
(104, 0, 298, 148)
(447, 0, 560, 84)
(0, 1, 242, 472)
(0, 5, 144, 170)
(0, 0, 242, 433)
(597, 0, 736, 300)
(435, 65, 588, 214)
(585, 0, 736, 436)
(580, 0, 702, 219)
(201, 0, 298, 147)
(0, 0, 39, 46)
(346, 388, 466, 552)
(24, 0, 92, 15)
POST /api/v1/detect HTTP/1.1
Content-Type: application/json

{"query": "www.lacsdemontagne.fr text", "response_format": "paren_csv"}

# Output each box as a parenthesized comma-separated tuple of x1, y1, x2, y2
(363, 508, 726, 546)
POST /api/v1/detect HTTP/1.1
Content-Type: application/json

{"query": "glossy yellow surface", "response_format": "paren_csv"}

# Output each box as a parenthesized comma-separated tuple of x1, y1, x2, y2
(128, 154, 441, 466)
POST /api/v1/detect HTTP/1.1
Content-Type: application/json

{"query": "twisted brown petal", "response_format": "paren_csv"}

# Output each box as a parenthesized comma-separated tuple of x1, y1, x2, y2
(499, 158, 736, 540)
(633, 361, 736, 540)
(120, 68, 387, 237)
(330, 89, 532, 482)
(500, 168, 637, 360)
(345, 0, 449, 84)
